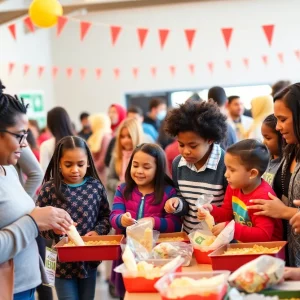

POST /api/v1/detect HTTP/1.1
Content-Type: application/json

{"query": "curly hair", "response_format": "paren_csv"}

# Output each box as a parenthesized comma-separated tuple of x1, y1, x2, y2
(164, 101, 227, 143)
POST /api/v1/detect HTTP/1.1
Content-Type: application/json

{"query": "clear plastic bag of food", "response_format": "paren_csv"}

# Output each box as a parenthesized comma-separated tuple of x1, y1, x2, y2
(228, 255, 285, 293)
(151, 242, 194, 266)
(195, 194, 215, 231)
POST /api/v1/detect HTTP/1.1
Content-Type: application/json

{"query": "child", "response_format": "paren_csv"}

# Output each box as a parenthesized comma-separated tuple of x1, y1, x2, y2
(37, 136, 111, 300)
(261, 114, 284, 185)
(110, 143, 182, 299)
(163, 101, 228, 233)
(198, 139, 283, 242)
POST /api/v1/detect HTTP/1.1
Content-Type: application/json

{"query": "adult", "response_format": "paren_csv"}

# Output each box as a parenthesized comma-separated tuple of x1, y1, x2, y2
(227, 95, 253, 141)
(248, 83, 300, 267)
(40, 107, 74, 173)
(108, 104, 127, 135)
(78, 112, 92, 141)
(0, 81, 72, 300)
(207, 86, 237, 149)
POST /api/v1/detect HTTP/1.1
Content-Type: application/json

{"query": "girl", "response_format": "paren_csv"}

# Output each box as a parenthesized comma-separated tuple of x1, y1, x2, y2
(110, 143, 182, 299)
(87, 114, 112, 185)
(37, 136, 111, 300)
(261, 114, 284, 185)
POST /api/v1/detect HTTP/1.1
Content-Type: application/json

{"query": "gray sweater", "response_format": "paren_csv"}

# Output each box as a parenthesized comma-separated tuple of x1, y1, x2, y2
(0, 166, 41, 294)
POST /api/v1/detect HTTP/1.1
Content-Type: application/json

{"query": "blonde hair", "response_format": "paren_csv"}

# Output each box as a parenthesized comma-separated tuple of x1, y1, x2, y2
(113, 118, 144, 176)
(87, 114, 111, 153)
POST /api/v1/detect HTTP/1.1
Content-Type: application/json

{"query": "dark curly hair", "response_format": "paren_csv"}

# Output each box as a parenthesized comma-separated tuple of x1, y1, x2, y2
(164, 101, 227, 143)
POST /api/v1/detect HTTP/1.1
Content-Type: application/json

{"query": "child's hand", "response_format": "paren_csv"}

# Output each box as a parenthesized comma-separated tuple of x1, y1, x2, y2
(53, 229, 64, 235)
(212, 222, 226, 236)
(85, 231, 99, 237)
(202, 204, 213, 212)
(283, 267, 300, 281)
(164, 198, 179, 213)
(121, 212, 136, 227)
(197, 210, 207, 221)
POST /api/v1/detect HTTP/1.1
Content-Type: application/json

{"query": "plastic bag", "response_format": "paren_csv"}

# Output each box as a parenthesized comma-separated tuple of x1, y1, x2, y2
(228, 288, 279, 300)
(151, 242, 194, 266)
(195, 194, 215, 231)
(228, 255, 285, 293)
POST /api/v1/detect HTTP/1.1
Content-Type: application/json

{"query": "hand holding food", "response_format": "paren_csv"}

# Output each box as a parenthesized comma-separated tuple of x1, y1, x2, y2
(67, 224, 85, 246)
(121, 212, 136, 227)
(164, 197, 180, 213)
(212, 222, 226, 236)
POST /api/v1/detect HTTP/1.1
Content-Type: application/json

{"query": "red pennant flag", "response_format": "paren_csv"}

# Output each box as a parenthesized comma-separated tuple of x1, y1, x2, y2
(132, 67, 139, 79)
(278, 53, 284, 64)
(262, 24, 274, 47)
(23, 64, 30, 76)
(158, 29, 170, 49)
(95, 68, 102, 80)
(225, 60, 231, 69)
(208, 62, 214, 74)
(295, 50, 300, 61)
(184, 29, 196, 50)
(169, 65, 176, 77)
(57, 16, 68, 37)
(151, 67, 157, 78)
(114, 68, 120, 79)
(8, 62, 15, 75)
(8, 24, 16, 40)
(80, 68, 87, 80)
(137, 28, 148, 48)
(24, 16, 35, 33)
(188, 64, 195, 75)
(38, 66, 45, 78)
(52, 67, 59, 79)
(110, 26, 122, 46)
(262, 55, 268, 66)
(243, 58, 249, 69)
(80, 21, 91, 41)
(221, 28, 233, 49)
(66, 67, 73, 78)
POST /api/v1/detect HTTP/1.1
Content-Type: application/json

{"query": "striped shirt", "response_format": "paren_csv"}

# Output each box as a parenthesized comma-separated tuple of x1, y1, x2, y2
(172, 144, 227, 233)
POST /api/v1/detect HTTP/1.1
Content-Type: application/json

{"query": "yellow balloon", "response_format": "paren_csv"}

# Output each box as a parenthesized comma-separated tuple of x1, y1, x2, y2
(29, 0, 63, 28)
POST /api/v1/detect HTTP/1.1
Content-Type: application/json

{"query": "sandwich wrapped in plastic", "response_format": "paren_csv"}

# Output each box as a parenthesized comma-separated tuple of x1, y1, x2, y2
(228, 255, 285, 293)
(196, 194, 215, 231)
(151, 242, 194, 266)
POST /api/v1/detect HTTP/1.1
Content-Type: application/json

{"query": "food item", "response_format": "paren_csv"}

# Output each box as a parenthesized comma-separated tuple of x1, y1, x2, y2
(204, 211, 215, 231)
(63, 240, 119, 247)
(123, 245, 137, 273)
(140, 227, 153, 252)
(136, 261, 161, 279)
(224, 245, 280, 255)
(157, 237, 185, 243)
(66, 225, 85, 246)
(193, 232, 216, 246)
(152, 243, 178, 259)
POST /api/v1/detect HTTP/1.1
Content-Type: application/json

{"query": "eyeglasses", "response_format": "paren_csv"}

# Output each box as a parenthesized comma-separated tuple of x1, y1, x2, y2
(0, 129, 28, 144)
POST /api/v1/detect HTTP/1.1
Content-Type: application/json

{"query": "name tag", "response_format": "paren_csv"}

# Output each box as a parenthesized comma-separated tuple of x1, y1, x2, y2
(44, 247, 57, 287)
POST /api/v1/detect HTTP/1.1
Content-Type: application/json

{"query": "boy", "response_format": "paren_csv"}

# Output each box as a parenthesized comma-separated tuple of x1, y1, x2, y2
(198, 139, 283, 242)
(164, 101, 228, 233)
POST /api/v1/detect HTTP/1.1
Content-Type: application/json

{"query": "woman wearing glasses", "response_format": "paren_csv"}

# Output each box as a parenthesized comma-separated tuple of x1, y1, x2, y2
(0, 81, 73, 300)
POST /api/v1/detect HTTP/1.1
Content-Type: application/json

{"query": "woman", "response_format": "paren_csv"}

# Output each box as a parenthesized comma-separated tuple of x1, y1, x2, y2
(40, 107, 74, 173)
(249, 83, 300, 267)
(108, 104, 126, 135)
(0, 81, 72, 300)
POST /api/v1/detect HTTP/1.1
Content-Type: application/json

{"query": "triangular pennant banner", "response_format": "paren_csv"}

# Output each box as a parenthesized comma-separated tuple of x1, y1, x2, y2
(137, 28, 148, 48)
(208, 62, 214, 74)
(262, 55, 268, 66)
(169, 65, 176, 77)
(8, 62, 15, 75)
(151, 67, 157, 78)
(95, 68, 102, 79)
(184, 29, 196, 50)
(295, 50, 300, 61)
(110, 26, 122, 46)
(243, 58, 249, 69)
(57, 16, 68, 37)
(158, 29, 170, 49)
(221, 28, 233, 49)
(38, 66, 45, 78)
(278, 53, 284, 64)
(66, 67, 73, 78)
(114, 68, 120, 79)
(132, 67, 139, 79)
(80, 21, 91, 41)
(80, 68, 86, 80)
(24, 16, 35, 33)
(188, 64, 195, 75)
(8, 24, 16, 40)
(23, 64, 30, 76)
(52, 67, 59, 79)
(262, 24, 274, 47)
(225, 60, 231, 69)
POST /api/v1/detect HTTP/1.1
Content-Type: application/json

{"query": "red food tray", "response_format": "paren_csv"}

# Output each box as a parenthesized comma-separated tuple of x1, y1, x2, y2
(194, 248, 214, 265)
(208, 241, 287, 272)
(54, 235, 124, 262)
(157, 232, 190, 244)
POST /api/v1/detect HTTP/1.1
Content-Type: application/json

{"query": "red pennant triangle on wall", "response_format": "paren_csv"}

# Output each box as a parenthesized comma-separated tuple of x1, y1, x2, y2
(23, 64, 30, 76)
(8, 62, 15, 75)
(278, 53, 284, 64)
(158, 29, 170, 49)
(137, 28, 148, 48)
(184, 29, 196, 50)
(24, 17, 35, 32)
(225, 60, 231, 69)
(262, 24, 274, 47)
(52, 67, 59, 79)
(66, 67, 73, 78)
(243, 58, 249, 69)
(38, 66, 45, 78)
(57, 16, 68, 37)
(151, 67, 157, 78)
(295, 50, 300, 61)
(80, 21, 91, 41)
(80, 68, 87, 80)
(114, 68, 120, 79)
(110, 26, 122, 46)
(188, 64, 195, 75)
(8, 24, 16, 40)
(262, 55, 268, 66)
(208, 62, 214, 74)
(95, 68, 102, 79)
(132, 67, 139, 78)
(169, 65, 176, 77)
(221, 28, 233, 49)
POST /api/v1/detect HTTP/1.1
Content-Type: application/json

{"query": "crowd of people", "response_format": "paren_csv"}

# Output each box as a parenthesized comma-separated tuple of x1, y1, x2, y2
(2, 78, 300, 300)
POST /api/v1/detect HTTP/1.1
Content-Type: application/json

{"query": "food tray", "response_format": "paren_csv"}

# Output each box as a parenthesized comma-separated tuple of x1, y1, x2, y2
(157, 232, 190, 244)
(194, 248, 214, 264)
(208, 241, 287, 272)
(54, 235, 124, 262)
